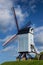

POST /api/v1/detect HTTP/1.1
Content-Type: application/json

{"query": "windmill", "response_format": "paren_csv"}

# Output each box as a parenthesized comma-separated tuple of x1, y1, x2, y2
(3, 7, 39, 60)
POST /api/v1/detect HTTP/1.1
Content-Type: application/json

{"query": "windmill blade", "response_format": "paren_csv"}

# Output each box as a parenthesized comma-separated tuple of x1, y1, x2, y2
(12, 7, 19, 31)
(3, 33, 18, 46)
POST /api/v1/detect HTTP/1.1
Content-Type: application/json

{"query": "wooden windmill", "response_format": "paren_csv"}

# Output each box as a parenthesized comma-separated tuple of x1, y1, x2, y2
(3, 7, 38, 60)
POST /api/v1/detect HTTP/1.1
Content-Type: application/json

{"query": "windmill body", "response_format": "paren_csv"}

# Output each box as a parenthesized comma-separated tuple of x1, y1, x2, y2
(18, 27, 34, 53)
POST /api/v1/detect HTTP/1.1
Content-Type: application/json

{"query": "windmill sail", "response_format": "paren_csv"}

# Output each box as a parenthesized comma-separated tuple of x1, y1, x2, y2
(12, 7, 19, 31)
(3, 34, 17, 46)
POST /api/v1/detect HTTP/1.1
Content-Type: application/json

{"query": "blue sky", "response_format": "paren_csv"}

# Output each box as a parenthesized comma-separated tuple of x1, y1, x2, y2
(0, 0, 43, 63)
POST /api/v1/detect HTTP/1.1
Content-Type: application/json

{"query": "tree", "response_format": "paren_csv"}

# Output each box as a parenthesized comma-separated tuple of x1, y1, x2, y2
(39, 52, 43, 60)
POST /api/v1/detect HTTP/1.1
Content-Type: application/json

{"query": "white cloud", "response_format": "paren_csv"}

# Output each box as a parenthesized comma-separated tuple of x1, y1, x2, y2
(38, 46, 43, 52)
(0, 45, 18, 57)
(35, 26, 43, 44)
(0, 0, 13, 9)
(29, 0, 37, 13)
(0, 0, 28, 33)
(0, 46, 14, 53)
(15, 6, 28, 22)
(0, 0, 15, 32)
(33, 26, 43, 52)
(3, 46, 14, 52)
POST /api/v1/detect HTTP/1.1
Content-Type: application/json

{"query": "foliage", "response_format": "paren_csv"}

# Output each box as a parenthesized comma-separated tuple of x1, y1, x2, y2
(40, 52, 43, 55)
(33, 56, 38, 60)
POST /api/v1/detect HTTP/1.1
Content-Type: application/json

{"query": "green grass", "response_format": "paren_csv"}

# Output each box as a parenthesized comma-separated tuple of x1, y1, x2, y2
(1, 60, 43, 65)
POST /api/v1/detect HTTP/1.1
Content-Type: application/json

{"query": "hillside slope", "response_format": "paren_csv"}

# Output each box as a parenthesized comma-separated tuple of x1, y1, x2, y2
(1, 60, 43, 65)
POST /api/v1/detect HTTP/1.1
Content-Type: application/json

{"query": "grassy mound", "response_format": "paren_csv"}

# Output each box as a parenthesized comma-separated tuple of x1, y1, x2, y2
(1, 60, 43, 65)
